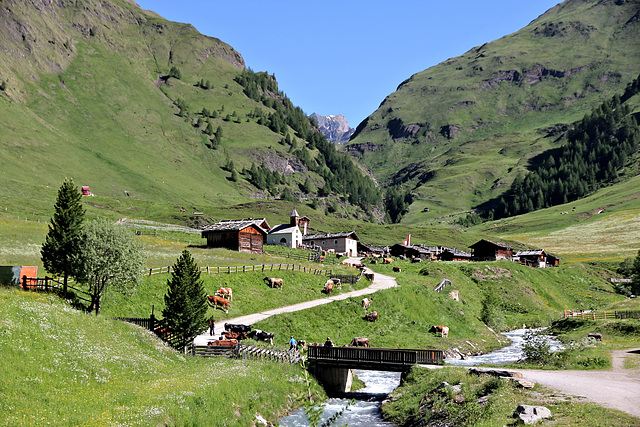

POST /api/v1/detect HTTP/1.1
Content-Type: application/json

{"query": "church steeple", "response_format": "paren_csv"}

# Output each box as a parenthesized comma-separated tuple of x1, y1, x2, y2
(290, 208, 299, 226)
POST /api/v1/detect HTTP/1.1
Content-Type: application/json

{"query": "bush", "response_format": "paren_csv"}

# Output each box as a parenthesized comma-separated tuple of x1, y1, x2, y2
(521, 330, 552, 364)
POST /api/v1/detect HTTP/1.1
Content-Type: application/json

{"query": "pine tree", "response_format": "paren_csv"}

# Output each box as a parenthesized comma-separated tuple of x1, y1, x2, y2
(41, 178, 85, 295)
(162, 250, 208, 351)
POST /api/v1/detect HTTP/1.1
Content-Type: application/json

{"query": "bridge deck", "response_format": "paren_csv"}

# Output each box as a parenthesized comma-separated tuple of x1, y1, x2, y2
(307, 345, 443, 371)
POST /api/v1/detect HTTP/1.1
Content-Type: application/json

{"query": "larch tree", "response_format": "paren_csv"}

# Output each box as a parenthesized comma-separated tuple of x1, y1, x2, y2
(77, 218, 146, 315)
(162, 250, 208, 351)
(41, 177, 85, 296)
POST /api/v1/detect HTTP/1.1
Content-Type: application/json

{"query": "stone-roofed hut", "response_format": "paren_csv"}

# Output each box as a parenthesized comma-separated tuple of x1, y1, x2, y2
(302, 231, 359, 256)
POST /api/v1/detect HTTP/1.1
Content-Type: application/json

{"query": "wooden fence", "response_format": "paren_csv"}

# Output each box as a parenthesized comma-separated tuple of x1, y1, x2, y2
(146, 263, 336, 278)
(20, 276, 91, 303)
(562, 309, 640, 320)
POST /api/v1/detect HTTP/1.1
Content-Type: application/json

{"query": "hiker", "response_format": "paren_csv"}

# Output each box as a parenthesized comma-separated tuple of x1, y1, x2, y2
(289, 335, 297, 350)
(209, 316, 215, 336)
(324, 337, 334, 347)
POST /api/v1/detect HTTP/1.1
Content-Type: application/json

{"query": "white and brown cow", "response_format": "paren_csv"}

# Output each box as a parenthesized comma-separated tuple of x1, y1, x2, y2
(215, 287, 233, 301)
(431, 325, 449, 338)
(349, 337, 370, 347)
(264, 276, 283, 289)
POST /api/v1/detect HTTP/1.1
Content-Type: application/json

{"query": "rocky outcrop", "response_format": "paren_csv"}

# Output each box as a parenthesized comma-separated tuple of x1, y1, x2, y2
(310, 113, 354, 144)
(514, 404, 552, 424)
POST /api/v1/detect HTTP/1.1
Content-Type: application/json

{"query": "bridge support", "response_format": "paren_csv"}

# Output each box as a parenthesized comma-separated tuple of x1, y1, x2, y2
(312, 367, 354, 395)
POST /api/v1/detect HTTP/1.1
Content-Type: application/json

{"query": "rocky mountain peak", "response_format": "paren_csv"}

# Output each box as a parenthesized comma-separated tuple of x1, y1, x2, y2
(310, 113, 355, 144)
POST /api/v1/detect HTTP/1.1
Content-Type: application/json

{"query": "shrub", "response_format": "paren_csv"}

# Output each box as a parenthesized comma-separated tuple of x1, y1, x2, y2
(521, 330, 552, 364)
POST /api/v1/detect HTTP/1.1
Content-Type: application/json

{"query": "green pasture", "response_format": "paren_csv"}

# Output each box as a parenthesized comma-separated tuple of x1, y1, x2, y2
(0, 288, 324, 426)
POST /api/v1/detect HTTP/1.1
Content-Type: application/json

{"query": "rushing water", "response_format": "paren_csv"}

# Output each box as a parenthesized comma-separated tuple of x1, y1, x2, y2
(446, 327, 564, 366)
(279, 328, 563, 426)
(278, 370, 401, 426)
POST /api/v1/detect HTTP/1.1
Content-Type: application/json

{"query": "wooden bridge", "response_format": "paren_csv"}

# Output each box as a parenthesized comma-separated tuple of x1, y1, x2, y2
(307, 345, 444, 394)
(307, 345, 444, 371)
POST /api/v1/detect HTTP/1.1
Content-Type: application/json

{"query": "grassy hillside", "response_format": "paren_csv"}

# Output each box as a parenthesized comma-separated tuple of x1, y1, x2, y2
(348, 0, 640, 223)
(0, 0, 378, 229)
(0, 288, 326, 426)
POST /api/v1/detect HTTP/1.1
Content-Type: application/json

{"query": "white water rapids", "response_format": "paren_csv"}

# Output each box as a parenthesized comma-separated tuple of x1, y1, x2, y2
(279, 328, 563, 426)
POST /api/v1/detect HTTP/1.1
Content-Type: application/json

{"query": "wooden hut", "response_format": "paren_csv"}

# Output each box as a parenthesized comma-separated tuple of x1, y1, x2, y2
(515, 249, 560, 267)
(469, 239, 514, 261)
(201, 219, 269, 254)
(437, 248, 472, 262)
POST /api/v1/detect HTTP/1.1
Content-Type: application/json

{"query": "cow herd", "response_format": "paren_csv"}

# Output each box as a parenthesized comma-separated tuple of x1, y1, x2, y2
(204, 255, 450, 351)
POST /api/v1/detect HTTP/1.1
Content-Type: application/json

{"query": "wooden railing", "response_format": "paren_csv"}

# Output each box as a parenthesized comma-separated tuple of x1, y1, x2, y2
(307, 345, 443, 371)
(562, 309, 640, 320)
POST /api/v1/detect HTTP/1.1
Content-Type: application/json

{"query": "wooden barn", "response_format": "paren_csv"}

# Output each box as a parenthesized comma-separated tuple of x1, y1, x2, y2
(469, 239, 514, 261)
(390, 244, 439, 260)
(201, 219, 269, 254)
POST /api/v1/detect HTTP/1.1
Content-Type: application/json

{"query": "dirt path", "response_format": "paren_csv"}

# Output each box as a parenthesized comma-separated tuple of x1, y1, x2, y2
(516, 348, 640, 418)
(193, 262, 397, 346)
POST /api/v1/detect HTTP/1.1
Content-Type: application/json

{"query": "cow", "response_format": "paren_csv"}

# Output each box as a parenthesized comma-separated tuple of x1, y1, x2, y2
(328, 278, 342, 289)
(248, 329, 274, 345)
(362, 297, 371, 312)
(588, 332, 603, 341)
(364, 311, 378, 322)
(222, 331, 248, 341)
(264, 276, 283, 289)
(207, 339, 237, 347)
(224, 323, 252, 333)
(352, 263, 365, 269)
(383, 257, 394, 264)
(349, 337, 370, 347)
(369, 259, 377, 264)
(207, 295, 230, 313)
(392, 266, 402, 272)
(215, 287, 233, 301)
(411, 257, 422, 263)
(322, 281, 334, 295)
(364, 273, 375, 281)
(431, 325, 449, 338)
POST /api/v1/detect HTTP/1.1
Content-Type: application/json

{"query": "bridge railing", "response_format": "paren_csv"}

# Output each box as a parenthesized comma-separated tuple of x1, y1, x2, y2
(307, 345, 443, 368)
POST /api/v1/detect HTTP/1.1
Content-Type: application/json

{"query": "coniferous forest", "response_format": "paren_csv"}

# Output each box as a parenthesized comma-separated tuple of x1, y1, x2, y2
(235, 69, 381, 213)
(485, 74, 640, 221)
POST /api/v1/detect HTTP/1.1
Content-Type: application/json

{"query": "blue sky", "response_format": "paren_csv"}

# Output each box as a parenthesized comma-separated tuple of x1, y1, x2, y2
(135, 1, 561, 128)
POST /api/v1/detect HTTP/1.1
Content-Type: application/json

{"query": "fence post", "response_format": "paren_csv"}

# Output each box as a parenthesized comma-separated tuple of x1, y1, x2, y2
(207, 266, 210, 274)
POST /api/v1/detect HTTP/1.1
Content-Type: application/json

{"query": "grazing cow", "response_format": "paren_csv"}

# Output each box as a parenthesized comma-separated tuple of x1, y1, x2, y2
(411, 257, 422, 263)
(264, 276, 283, 289)
(349, 337, 370, 347)
(383, 257, 394, 264)
(364, 273, 375, 281)
(224, 323, 252, 333)
(222, 331, 248, 341)
(352, 263, 365, 269)
(322, 281, 334, 295)
(364, 311, 378, 322)
(369, 259, 377, 264)
(248, 329, 274, 345)
(431, 325, 449, 338)
(207, 339, 237, 347)
(215, 287, 233, 301)
(392, 266, 402, 272)
(207, 295, 231, 313)
(362, 297, 371, 312)
(329, 278, 342, 289)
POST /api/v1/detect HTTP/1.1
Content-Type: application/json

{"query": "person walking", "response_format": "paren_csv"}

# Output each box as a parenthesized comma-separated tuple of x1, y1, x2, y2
(209, 316, 215, 336)
(289, 335, 297, 350)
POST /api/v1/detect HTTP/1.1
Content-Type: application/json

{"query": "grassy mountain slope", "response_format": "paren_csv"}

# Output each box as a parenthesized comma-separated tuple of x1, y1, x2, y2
(347, 0, 640, 223)
(0, 0, 377, 227)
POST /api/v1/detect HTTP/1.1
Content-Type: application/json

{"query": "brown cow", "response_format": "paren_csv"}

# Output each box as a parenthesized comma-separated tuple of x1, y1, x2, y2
(264, 277, 283, 289)
(364, 311, 378, 322)
(207, 339, 237, 347)
(392, 266, 402, 272)
(349, 337, 370, 347)
(383, 257, 394, 264)
(207, 295, 231, 313)
(431, 325, 449, 338)
(322, 281, 334, 295)
(222, 331, 247, 341)
(215, 287, 233, 301)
